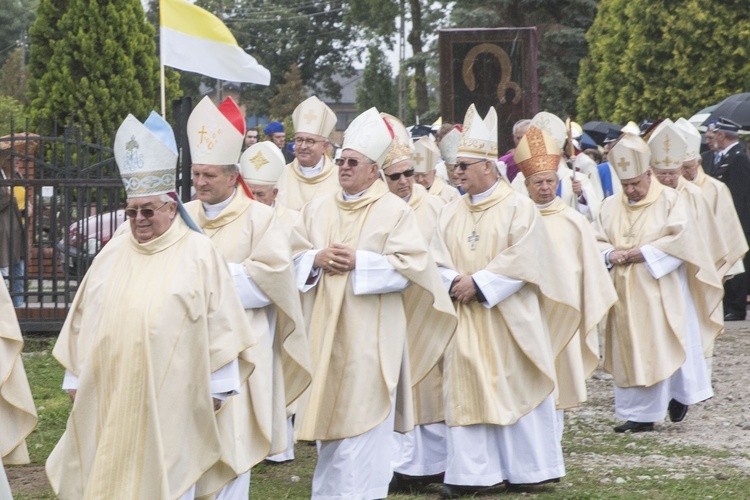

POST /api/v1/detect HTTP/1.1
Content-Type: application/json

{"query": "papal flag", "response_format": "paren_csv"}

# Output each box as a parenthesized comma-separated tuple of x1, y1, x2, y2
(160, 0, 271, 85)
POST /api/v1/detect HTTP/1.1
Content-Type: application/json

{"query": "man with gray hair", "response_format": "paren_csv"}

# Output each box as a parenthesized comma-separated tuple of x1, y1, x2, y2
(709, 118, 750, 321)
(498, 118, 531, 182)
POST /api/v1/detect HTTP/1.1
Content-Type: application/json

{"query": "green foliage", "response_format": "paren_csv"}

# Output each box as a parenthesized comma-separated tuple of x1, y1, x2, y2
(0, 47, 29, 104)
(26, 0, 181, 141)
(269, 64, 309, 120)
(450, 0, 597, 119)
(356, 46, 398, 115)
(0, 95, 27, 135)
(0, 0, 37, 68)
(578, 0, 750, 123)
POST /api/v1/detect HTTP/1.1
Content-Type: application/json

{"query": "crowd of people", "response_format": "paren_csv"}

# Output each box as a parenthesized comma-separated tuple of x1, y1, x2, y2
(2, 96, 749, 500)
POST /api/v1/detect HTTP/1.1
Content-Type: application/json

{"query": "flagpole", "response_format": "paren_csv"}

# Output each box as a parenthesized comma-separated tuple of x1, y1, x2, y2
(159, 0, 166, 118)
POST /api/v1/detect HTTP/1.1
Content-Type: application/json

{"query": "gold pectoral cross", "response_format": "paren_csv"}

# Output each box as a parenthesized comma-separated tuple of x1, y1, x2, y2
(468, 230, 480, 250)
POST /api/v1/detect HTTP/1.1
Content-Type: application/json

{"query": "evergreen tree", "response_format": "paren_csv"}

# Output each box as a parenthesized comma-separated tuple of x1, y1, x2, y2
(0, 47, 29, 104)
(356, 46, 398, 115)
(27, 0, 181, 140)
(0, 95, 26, 135)
(450, 0, 597, 119)
(578, 0, 750, 123)
(0, 0, 37, 68)
(269, 64, 308, 120)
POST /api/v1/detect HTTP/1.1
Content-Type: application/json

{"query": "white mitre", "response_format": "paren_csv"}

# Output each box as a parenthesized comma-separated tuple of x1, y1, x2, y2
(293, 96, 337, 139)
(574, 152, 598, 177)
(187, 96, 245, 165)
(674, 117, 702, 162)
(381, 113, 413, 170)
(609, 133, 651, 180)
(342, 107, 394, 168)
(438, 126, 461, 165)
(457, 104, 497, 159)
(647, 119, 687, 170)
(239, 142, 286, 186)
(115, 112, 178, 198)
(413, 137, 440, 173)
(531, 111, 567, 151)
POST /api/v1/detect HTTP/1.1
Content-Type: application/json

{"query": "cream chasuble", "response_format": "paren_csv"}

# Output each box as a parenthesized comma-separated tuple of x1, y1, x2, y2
(0, 284, 37, 466)
(291, 179, 456, 441)
(46, 216, 255, 500)
(428, 176, 459, 204)
(594, 181, 723, 389)
(276, 156, 340, 211)
(539, 198, 617, 409)
(407, 183, 450, 425)
(185, 192, 311, 496)
(693, 166, 748, 273)
(431, 180, 579, 427)
(273, 202, 300, 236)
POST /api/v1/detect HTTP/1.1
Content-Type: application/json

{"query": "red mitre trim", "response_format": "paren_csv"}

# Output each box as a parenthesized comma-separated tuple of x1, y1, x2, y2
(218, 97, 246, 135)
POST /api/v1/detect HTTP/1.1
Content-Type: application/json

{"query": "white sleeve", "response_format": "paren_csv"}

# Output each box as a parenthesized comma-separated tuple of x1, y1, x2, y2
(576, 198, 591, 217)
(294, 250, 321, 292)
(210, 359, 241, 401)
(227, 262, 271, 308)
(641, 244, 683, 279)
(352, 250, 410, 295)
(63, 370, 78, 390)
(602, 248, 615, 269)
(438, 266, 460, 291)
(472, 270, 525, 308)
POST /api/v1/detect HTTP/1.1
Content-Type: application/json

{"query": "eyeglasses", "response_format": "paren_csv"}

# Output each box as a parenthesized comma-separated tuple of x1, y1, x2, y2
(294, 137, 327, 147)
(335, 157, 371, 167)
(124, 201, 169, 219)
(384, 169, 415, 181)
(456, 159, 485, 171)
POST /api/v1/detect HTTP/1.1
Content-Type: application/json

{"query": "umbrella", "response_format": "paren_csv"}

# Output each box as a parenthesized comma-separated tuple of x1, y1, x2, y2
(701, 93, 750, 130)
(579, 132, 598, 151)
(582, 121, 622, 146)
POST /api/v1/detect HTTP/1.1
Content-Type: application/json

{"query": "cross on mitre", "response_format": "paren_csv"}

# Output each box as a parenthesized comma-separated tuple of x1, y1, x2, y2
(304, 109, 318, 125)
(616, 157, 631, 172)
(413, 152, 424, 165)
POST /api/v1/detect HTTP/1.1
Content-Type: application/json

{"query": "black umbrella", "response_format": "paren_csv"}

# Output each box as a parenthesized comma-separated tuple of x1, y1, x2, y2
(582, 121, 622, 146)
(701, 93, 750, 130)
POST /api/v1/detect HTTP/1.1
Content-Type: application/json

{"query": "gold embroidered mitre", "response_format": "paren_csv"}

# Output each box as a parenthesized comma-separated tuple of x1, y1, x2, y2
(187, 96, 245, 165)
(239, 141, 286, 186)
(457, 104, 497, 160)
(530, 111, 567, 151)
(514, 126, 561, 178)
(381, 113, 413, 170)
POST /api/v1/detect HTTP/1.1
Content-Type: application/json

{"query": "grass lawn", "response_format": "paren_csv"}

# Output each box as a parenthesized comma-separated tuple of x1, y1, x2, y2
(9, 338, 750, 498)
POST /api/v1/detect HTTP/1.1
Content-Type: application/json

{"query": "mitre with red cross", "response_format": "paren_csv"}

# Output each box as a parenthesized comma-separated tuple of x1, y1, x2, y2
(514, 125, 561, 179)
(187, 96, 246, 165)
(292, 96, 337, 139)
(609, 133, 651, 180)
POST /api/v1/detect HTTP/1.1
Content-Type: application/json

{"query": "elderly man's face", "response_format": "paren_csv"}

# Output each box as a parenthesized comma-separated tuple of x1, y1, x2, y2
(682, 158, 700, 182)
(526, 171, 558, 205)
(248, 184, 278, 206)
(294, 132, 327, 167)
(192, 164, 238, 205)
(270, 132, 286, 149)
(621, 171, 652, 203)
(513, 125, 530, 147)
(383, 159, 415, 199)
(127, 195, 177, 243)
(651, 167, 681, 189)
(455, 156, 493, 195)
(337, 149, 379, 194)
(414, 169, 436, 190)
(449, 164, 461, 186)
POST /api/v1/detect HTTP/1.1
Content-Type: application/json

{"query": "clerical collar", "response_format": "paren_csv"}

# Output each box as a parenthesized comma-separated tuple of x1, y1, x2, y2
(470, 179, 500, 205)
(343, 187, 368, 201)
(203, 189, 235, 220)
(299, 156, 325, 177)
(535, 199, 555, 209)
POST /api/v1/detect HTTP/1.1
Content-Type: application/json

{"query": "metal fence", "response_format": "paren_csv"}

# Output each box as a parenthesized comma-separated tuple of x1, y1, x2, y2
(0, 124, 127, 332)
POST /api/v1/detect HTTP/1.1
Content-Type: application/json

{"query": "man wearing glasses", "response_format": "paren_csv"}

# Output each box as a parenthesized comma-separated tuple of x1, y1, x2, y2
(432, 104, 579, 496)
(46, 112, 254, 500)
(291, 107, 456, 500)
(276, 96, 340, 210)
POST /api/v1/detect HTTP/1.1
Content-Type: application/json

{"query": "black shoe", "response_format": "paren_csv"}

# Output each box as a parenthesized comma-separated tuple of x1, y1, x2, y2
(614, 420, 654, 433)
(668, 399, 689, 422)
(724, 312, 746, 321)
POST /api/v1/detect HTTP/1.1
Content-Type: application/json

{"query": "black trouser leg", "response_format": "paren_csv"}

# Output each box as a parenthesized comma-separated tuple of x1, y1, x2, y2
(724, 252, 750, 317)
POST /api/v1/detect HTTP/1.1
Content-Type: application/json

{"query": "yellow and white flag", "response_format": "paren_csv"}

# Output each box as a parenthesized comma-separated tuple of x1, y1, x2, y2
(160, 0, 270, 85)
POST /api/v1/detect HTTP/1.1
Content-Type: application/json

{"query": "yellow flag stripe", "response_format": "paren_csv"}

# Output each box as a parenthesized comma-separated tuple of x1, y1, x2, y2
(160, 0, 238, 45)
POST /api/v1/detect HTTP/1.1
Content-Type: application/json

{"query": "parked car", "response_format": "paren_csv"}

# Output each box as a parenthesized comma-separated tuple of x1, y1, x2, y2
(57, 210, 127, 273)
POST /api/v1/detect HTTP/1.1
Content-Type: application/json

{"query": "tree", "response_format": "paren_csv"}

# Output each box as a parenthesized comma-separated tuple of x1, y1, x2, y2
(0, 47, 29, 104)
(450, 0, 597, 119)
(578, 0, 750, 123)
(0, 0, 37, 68)
(356, 45, 398, 115)
(269, 64, 309, 119)
(0, 95, 26, 135)
(27, 0, 181, 140)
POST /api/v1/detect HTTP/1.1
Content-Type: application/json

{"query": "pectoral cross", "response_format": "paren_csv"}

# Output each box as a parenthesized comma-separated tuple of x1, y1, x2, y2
(468, 230, 480, 250)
